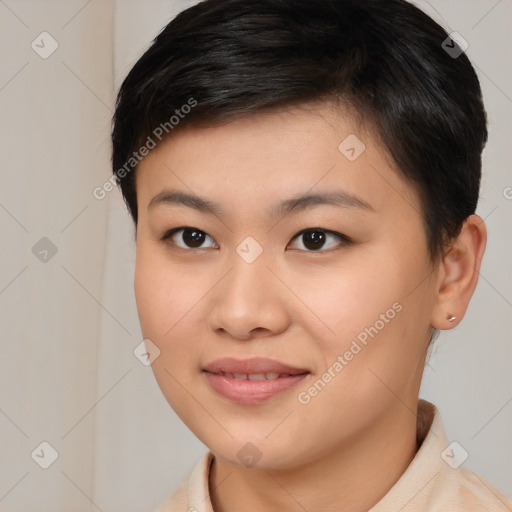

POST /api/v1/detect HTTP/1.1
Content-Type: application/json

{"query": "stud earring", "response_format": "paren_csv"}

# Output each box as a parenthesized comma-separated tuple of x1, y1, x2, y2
(447, 314, 456, 322)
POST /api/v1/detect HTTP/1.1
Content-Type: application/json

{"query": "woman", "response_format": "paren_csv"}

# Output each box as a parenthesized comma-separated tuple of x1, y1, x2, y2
(111, 0, 511, 510)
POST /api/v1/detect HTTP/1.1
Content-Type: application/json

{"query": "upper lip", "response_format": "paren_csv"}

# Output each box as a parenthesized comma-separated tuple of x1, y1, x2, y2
(203, 357, 309, 375)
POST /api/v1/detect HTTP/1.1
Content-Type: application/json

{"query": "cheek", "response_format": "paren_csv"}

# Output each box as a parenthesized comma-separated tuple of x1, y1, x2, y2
(134, 248, 201, 418)
(290, 253, 405, 352)
(292, 303, 423, 439)
(134, 245, 211, 376)
(134, 245, 194, 339)
(297, 247, 431, 387)
(134, 251, 166, 337)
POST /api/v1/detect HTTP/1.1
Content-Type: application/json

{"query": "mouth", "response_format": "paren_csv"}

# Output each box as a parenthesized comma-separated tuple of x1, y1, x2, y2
(202, 357, 310, 404)
(210, 371, 303, 380)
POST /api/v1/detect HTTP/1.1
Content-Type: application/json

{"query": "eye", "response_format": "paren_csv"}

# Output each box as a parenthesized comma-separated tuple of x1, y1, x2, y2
(287, 228, 351, 252)
(161, 227, 219, 249)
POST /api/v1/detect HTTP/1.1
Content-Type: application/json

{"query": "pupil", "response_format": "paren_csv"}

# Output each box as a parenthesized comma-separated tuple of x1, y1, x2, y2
(303, 230, 325, 250)
(184, 229, 205, 248)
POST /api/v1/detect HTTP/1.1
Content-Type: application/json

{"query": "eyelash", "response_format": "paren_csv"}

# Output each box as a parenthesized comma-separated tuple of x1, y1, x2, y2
(159, 226, 352, 253)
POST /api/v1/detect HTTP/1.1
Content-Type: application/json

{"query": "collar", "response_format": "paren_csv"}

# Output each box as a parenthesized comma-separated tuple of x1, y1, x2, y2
(178, 399, 510, 511)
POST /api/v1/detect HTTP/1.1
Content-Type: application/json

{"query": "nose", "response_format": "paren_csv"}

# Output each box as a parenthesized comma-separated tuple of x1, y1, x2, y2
(207, 249, 291, 341)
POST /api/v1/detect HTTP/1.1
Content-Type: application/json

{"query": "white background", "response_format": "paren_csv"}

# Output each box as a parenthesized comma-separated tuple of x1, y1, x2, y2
(0, 1, 510, 510)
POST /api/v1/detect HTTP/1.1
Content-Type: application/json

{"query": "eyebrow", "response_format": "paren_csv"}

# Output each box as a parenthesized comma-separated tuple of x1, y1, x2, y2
(147, 188, 374, 218)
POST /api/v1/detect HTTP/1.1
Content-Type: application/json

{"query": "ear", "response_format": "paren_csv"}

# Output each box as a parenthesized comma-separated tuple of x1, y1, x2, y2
(430, 214, 487, 330)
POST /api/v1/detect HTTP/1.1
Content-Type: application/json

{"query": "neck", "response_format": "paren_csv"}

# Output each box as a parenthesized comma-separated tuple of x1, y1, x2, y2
(209, 403, 419, 512)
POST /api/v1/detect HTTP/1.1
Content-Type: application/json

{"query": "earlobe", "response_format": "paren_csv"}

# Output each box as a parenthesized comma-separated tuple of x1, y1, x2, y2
(430, 215, 487, 330)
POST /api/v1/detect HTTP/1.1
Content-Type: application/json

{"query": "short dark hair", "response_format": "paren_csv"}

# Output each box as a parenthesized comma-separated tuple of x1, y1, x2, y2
(111, 0, 487, 260)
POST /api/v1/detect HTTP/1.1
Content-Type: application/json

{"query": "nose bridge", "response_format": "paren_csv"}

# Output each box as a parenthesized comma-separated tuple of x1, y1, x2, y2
(224, 241, 275, 307)
(223, 232, 271, 292)
(207, 237, 290, 338)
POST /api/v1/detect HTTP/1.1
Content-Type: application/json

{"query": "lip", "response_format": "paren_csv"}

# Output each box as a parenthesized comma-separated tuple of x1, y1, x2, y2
(203, 357, 309, 375)
(203, 357, 310, 405)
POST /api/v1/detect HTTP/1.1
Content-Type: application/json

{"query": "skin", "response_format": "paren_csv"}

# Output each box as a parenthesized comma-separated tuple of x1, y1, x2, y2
(134, 102, 486, 512)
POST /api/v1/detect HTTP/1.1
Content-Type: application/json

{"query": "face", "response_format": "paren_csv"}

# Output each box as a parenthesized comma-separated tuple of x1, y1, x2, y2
(134, 103, 439, 470)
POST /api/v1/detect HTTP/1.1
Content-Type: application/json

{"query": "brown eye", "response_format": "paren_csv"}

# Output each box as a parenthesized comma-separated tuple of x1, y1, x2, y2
(302, 230, 327, 250)
(288, 228, 351, 252)
(162, 227, 218, 249)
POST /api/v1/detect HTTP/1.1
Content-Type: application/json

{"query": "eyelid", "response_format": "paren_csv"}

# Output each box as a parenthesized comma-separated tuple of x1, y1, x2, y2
(160, 226, 219, 249)
(287, 228, 352, 251)
(160, 226, 352, 251)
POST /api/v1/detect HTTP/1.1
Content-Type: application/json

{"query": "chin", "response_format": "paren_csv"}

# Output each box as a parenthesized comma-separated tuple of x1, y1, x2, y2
(204, 434, 308, 472)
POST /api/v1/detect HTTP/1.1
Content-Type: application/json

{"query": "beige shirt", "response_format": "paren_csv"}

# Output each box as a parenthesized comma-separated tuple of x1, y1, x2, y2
(157, 400, 512, 511)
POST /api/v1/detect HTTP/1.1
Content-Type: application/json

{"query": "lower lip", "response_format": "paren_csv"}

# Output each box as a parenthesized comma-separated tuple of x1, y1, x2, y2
(204, 371, 309, 405)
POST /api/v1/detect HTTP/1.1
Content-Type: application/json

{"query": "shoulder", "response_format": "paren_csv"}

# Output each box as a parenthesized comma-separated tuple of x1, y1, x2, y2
(154, 479, 188, 512)
(439, 466, 512, 511)
(415, 400, 512, 510)
(371, 400, 512, 511)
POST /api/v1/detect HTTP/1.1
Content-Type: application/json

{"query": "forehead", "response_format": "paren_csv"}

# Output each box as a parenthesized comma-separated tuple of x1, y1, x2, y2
(135, 103, 418, 221)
